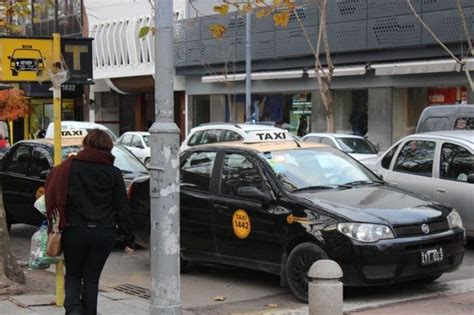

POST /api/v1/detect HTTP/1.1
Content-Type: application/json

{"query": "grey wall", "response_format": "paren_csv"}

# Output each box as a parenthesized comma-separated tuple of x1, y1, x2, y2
(367, 88, 393, 151)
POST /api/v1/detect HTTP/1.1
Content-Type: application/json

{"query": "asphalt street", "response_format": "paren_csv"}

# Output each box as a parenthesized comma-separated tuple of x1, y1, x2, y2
(9, 224, 474, 314)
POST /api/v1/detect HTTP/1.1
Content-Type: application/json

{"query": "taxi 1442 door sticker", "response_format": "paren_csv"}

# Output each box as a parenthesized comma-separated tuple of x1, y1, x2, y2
(232, 209, 251, 239)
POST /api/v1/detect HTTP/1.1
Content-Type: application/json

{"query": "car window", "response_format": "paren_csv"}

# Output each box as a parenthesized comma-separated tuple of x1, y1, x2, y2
(336, 138, 378, 154)
(381, 143, 400, 170)
(454, 117, 474, 130)
(419, 117, 450, 133)
(440, 143, 474, 182)
(112, 145, 148, 174)
(5, 145, 33, 175)
(223, 130, 243, 142)
(142, 135, 150, 147)
(30, 148, 52, 178)
(132, 136, 143, 148)
(303, 136, 322, 143)
(321, 137, 336, 148)
(120, 134, 133, 146)
(181, 152, 217, 192)
(199, 129, 223, 145)
(187, 130, 203, 147)
(393, 140, 436, 177)
(221, 153, 264, 197)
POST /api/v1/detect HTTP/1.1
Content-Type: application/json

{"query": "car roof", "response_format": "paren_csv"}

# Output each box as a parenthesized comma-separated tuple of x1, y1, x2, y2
(402, 130, 474, 145)
(193, 123, 282, 132)
(304, 133, 364, 139)
(121, 131, 150, 136)
(193, 141, 326, 153)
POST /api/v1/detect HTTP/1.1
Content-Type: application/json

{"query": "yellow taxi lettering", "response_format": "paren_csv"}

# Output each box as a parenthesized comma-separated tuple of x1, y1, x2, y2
(232, 209, 251, 239)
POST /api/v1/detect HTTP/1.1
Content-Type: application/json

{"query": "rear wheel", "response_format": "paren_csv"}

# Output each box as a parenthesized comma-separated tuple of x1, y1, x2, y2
(286, 242, 328, 302)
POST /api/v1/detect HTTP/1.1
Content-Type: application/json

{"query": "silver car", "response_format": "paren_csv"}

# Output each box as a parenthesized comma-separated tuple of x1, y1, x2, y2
(370, 131, 474, 237)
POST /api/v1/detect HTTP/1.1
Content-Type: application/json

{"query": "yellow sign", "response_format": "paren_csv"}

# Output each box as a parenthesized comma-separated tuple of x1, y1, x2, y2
(232, 209, 251, 239)
(0, 37, 53, 82)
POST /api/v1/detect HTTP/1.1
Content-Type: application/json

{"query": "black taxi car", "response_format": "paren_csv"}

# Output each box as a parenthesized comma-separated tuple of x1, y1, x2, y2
(128, 131, 465, 302)
(0, 137, 148, 230)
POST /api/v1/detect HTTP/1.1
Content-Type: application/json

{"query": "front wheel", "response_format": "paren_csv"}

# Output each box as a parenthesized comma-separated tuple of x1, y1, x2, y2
(286, 242, 328, 302)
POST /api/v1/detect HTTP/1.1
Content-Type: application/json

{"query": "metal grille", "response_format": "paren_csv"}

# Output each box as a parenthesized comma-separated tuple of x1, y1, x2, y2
(328, 20, 367, 52)
(394, 220, 449, 237)
(422, 0, 474, 12)
(368, 15, 421, 49)
(114, 284, 151, 300)
(367, 0, 421, 18)
(328, 0, 367, 23)
(422, 8, 474, 45)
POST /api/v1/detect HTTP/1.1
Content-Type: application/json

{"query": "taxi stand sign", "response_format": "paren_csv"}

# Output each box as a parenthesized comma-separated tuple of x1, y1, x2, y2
(0, 37, 53, 82)
(244, 130, 292, 143)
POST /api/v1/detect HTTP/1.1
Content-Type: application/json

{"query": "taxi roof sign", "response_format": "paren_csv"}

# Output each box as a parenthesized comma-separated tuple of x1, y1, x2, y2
(44, 129, 88, 139)
(244, 130, 293, 143)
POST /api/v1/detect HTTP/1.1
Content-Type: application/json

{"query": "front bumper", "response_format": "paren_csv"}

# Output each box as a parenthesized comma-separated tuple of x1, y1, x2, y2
(324, 228, 465, 286)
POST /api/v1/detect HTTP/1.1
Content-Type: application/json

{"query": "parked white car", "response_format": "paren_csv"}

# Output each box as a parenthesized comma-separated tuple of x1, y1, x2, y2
(117, 132, 150, 167)
(45, 121, 118, 141)
(180, 123, 291, 151)
(369, 130, 474, 237)
(301, 133, 379, 161)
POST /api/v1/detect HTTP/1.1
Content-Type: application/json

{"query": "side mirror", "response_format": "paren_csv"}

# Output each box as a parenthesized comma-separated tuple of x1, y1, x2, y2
(137, 144, 145, 149)
(40, 170, 50, 180)
(237, 186, 272, 204)
(467, 174, 474, 184)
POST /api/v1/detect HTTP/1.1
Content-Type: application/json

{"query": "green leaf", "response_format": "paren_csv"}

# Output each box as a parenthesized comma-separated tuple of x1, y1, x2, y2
(138, 26, 150, 39)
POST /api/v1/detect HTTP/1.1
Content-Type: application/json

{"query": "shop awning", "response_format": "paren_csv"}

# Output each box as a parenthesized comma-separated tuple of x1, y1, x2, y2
(372, 58, 474, 76)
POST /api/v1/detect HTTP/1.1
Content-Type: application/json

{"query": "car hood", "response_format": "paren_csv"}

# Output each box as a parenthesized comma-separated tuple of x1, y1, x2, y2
(296, 184, 449, 226)
(348, 153, 379, 161)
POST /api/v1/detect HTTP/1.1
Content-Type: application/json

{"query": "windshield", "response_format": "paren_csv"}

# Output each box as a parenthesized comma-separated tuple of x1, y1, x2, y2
(143, 135, 150, 147)
(260, 148, 380, 192)
(336, 137, 378, 154)
(112, 145, 148, 174)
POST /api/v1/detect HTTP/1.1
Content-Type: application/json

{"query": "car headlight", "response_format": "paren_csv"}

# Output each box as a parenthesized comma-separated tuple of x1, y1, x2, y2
(337, 222, 394, 243)
(447, 209, 463, 229)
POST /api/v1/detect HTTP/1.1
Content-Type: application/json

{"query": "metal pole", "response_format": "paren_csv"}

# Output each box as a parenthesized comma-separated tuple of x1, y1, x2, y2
(245, 10, 251, 122)
(150, 0, 181, 313)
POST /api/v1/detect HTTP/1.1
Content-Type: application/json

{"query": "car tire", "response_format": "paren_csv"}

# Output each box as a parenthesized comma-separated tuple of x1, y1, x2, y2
(286, 242, 328, 302)
(144, 158, 150, 168)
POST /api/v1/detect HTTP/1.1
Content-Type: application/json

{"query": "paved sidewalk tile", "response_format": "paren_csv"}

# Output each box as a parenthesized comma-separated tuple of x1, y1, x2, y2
(99, 291, 136, 300)
(98, 299, 149, 315)
(9, 294, 56, 307)
(0, 300, 36, 315)
(117, 298, 150, 311)
(30, 305, 65, 315)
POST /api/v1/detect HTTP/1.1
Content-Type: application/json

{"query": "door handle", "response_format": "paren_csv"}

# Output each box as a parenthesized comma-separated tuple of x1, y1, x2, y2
(436, 187, 446, 194)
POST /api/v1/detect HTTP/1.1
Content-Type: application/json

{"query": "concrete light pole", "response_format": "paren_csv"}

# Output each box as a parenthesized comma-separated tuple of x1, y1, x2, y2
(245, 10, 251, 122)
(150, 0, 181, 313)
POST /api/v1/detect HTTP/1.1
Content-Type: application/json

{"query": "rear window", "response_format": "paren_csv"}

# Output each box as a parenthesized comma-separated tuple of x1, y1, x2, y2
(454, 117, 474, 130)
(419, 117, 450, 133)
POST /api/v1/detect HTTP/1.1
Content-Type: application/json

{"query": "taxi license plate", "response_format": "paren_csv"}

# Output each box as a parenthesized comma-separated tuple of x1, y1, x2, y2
(421, 248, 444, 266)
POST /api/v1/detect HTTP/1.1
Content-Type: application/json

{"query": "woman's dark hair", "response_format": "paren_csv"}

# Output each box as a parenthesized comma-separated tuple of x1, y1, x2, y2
(83, 129, 113, 152)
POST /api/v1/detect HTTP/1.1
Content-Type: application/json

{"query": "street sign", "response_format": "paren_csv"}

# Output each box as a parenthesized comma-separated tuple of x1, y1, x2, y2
(61, 38, 93, 84)
(0, 37, 53, 82)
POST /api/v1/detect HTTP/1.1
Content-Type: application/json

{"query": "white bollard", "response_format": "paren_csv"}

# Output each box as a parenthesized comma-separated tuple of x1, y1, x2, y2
(308, 259, 343, 315)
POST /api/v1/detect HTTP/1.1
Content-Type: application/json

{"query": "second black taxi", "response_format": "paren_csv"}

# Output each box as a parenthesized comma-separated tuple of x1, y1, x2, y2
(128, 130, 465, 302)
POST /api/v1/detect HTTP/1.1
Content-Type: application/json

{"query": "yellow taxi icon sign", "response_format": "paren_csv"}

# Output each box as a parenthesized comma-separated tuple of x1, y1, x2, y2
(232, 209, 251, 239)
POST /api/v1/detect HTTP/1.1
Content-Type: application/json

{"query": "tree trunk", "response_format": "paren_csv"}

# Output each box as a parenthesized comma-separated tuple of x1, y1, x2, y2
(0, 184, 26, 295)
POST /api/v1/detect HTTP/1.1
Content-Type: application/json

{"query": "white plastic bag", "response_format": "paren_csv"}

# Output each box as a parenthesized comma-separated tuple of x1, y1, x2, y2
(29, 223, 59, 269)
(34, 195, 46, 216)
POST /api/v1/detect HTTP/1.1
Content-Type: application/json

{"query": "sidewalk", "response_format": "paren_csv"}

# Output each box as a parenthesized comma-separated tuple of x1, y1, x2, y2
(2, 278, 474, 314)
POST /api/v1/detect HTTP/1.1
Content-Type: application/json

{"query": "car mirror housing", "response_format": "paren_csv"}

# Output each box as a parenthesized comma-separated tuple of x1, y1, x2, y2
(237, 186, 272, 204)
(467, 174, 474, 184)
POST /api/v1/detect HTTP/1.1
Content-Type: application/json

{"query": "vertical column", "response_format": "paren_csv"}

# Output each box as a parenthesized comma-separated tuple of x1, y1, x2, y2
(392, 88, 409, 143)
(333, 91, 352, 133)
(367, 88, 393, 151)
(210, 95, 226, 122)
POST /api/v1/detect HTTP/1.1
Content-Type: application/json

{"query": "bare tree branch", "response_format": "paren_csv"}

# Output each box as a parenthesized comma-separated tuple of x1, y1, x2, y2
(455, 0, 474, 56)
(406, 0, 462, 64)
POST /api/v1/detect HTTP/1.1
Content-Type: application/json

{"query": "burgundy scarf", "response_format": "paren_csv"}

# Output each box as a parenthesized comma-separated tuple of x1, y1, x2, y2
(44, 145, 115, 232)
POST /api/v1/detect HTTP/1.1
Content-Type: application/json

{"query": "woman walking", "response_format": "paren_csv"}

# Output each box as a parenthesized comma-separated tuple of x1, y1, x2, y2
(45, 129, 134, 315)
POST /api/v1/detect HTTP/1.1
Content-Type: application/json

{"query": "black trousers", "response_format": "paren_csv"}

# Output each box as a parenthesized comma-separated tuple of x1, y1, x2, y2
(62, 227, 116, 315)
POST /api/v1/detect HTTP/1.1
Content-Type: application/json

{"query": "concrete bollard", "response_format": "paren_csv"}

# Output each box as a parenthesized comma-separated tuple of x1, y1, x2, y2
(308, 259, 343, 315)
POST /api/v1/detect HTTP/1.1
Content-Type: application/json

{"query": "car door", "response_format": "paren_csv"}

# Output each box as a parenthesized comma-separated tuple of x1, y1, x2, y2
(22, 146, 53, 226)
(180, 150, 218, 256)
(213, 151, 286, 265)
(383, 139, 436, 198)
(0, 144, 34, 224)
(434, 141, 474, 233)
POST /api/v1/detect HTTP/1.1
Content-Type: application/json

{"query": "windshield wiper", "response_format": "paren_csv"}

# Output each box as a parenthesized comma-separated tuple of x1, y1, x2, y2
(342, 180, 381, 186)
(292, 185, 349, 192)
